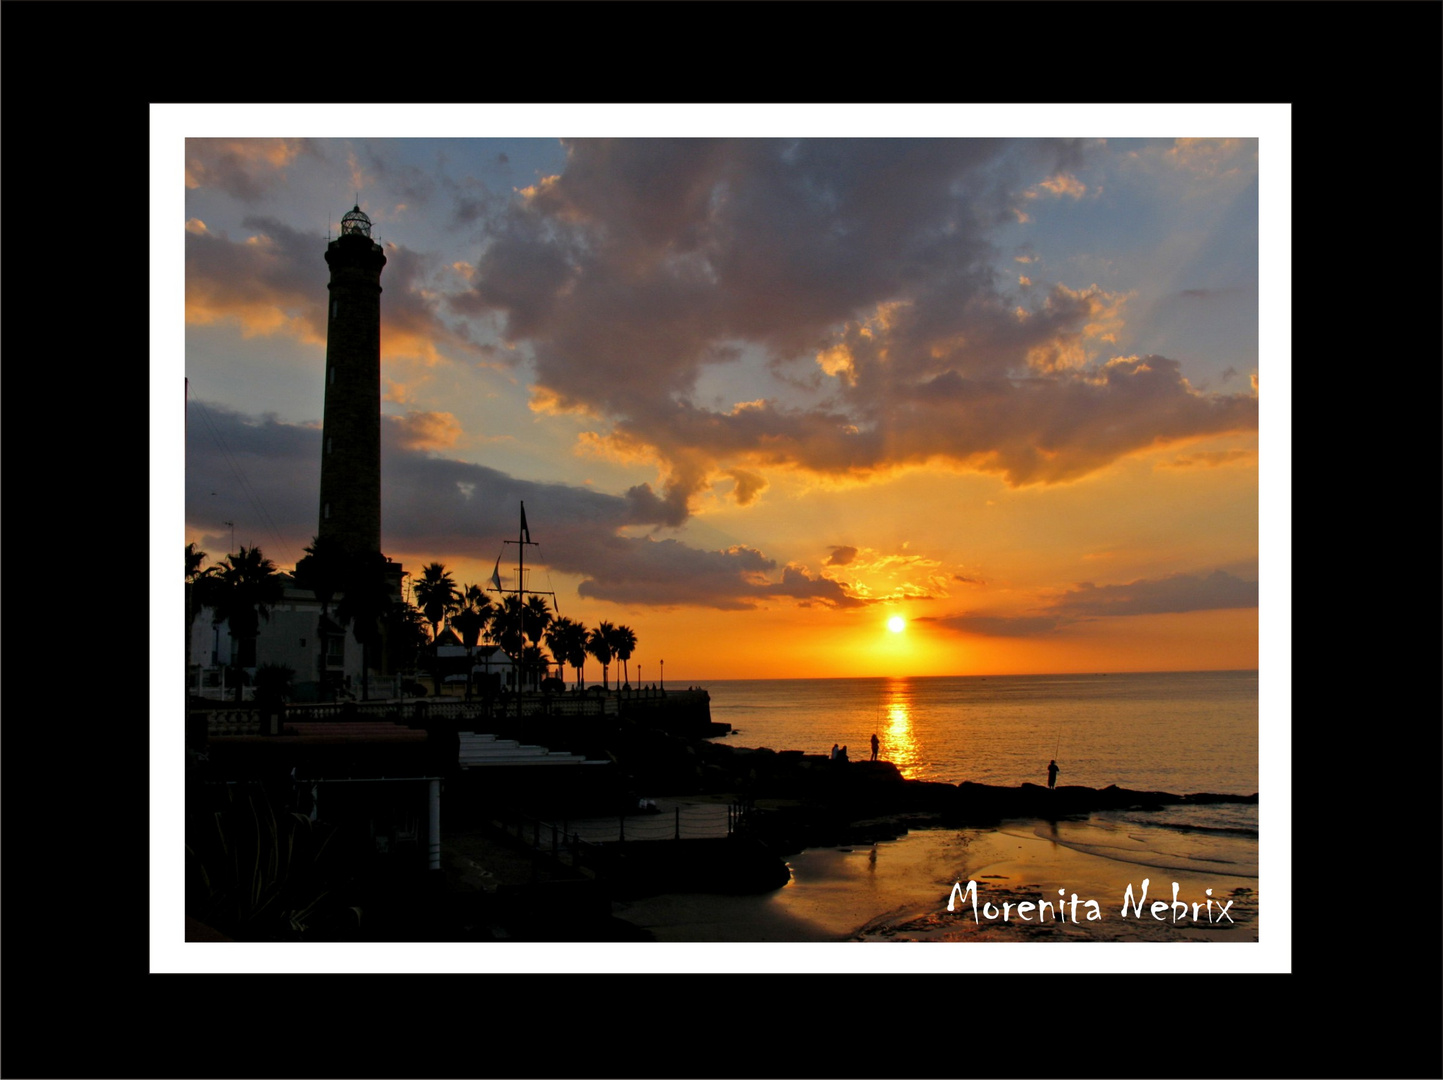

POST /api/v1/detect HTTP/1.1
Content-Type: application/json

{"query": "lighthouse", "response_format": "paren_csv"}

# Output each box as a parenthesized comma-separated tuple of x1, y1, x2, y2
(318, 204, 386, 560)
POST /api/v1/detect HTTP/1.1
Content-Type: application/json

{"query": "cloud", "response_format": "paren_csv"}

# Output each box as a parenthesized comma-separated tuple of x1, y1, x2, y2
(1159, 448, 1256, 470)
(393, 410, 463, 451)
(185, 138, 315, 200)
(455, 139, 1256, 518)
(933, 613, 1066, 638)
(727, 469, 767, 506)
(185, 216, 328, 342)
(184, 216, 490, 382)
(929, 569, 1258, 638)
(1035, 173, 1087, 199)
(184, 401, 869, 611)
(1049, 569, 1258, 618)
(1167, 138, 1251, 178)
(825, 545, 858, 567)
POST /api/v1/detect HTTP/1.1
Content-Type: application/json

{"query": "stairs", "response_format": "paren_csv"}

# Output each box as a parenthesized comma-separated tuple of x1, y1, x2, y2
(458, 732, 591, 769)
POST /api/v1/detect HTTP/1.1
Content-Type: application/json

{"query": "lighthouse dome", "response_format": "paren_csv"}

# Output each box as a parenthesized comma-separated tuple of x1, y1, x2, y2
(339, 205, 372, 238)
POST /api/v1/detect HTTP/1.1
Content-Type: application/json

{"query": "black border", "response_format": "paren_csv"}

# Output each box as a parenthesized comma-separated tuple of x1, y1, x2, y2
(7, 1, 1438, 1077)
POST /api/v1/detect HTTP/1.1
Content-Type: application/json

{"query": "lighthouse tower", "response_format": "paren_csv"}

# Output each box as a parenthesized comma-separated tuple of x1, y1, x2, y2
(318, 205, 387, 559)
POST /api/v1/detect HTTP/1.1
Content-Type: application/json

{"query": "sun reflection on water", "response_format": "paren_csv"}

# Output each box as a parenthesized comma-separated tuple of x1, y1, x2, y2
(881, 681, 923, 779)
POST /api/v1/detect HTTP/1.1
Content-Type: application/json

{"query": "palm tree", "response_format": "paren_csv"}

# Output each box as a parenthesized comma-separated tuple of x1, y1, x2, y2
(333, 550, 393, 702)
(185, 543, 218, 688)
(493, 594, 526, 659)
(612, 624, 638, 689)
(381, 600, 429, 684)
(450, 584, 492, 701)
(292, 535, 349, 698)
(587, 621, 616, 691)
(413, 562, 461, 695)
(544, 616, 589, 691)
(292, 535, 347, 617)
(209, 546, 285, 702)
(523, 594, 553, 648)
(520, 644, 550, 692)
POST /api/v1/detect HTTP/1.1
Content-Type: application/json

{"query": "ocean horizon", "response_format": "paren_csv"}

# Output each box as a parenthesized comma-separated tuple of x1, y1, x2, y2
(613, 668, 1263, 943)
(698, 669, 1258, 795)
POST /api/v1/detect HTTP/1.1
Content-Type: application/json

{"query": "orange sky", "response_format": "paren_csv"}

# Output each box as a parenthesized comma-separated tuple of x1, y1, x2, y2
(173, 116, 1275, 682)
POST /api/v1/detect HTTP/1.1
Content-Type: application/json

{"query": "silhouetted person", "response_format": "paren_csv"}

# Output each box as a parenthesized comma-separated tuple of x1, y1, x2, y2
(838, 745, 849, 763)
(830, 743, 840, 760)
(870, 733, 880, 762)
(1047, 759, 1059, 790)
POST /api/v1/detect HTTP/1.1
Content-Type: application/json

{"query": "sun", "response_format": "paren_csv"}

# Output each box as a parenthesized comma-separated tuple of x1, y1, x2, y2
(887, 615, 906, 633)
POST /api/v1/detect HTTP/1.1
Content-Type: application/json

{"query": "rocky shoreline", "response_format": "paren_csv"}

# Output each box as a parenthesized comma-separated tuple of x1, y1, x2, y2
(612, 728, 1256, 857)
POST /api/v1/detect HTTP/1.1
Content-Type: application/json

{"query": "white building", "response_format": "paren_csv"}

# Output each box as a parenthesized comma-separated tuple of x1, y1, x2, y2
(189, 575, 370, 702)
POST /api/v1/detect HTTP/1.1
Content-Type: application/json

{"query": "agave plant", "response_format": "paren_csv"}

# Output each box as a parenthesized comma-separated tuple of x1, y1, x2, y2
(185, 783, 351, 940)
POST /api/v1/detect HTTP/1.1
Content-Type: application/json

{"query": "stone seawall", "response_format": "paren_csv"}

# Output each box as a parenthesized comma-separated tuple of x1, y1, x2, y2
(616, 688, 728, 737)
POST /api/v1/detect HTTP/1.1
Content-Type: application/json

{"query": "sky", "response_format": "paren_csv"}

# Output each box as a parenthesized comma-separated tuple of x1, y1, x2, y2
(164, 106, 1283, 682)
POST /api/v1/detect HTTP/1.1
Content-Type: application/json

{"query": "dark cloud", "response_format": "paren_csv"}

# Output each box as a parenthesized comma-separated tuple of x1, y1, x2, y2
(185, 215, 328, 339)
(185, 216, 485, 365)
(185, 402, 867, 611)
(185, 139, 320, 201)
(1049, 569, 1258, 618)
(826, 545, 858, 567)
(931, 613, 1066, 638)
(930, 569, 1258, 639)
(458, 139, 1257, 516)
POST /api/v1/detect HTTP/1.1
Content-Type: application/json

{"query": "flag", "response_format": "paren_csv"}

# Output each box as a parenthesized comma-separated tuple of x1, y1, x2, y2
(491, 557, 503, 591)
(520, 502, 530, 543)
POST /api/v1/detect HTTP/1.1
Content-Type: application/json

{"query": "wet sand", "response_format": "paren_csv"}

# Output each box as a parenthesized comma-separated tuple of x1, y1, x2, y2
(614, 819, 1259, 947)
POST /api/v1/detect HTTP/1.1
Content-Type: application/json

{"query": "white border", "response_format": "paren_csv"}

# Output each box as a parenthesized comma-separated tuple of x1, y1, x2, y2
(152, 104, 1289, 974)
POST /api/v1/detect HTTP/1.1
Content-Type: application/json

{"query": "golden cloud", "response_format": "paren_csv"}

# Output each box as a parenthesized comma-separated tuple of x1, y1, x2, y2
(1038, 173, 1087, 199)
(184, 138, 307, 190)
(393, 410, 463, 452)
(728, 469, 767, 506)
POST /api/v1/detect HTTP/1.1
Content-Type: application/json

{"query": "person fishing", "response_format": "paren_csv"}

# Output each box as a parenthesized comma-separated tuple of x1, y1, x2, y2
(1047, 759, 1060, 790)
(870, 733, 880, 762)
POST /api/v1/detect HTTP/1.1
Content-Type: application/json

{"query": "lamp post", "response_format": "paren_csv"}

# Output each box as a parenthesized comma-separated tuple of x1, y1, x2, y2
(660, 659, 664, 691)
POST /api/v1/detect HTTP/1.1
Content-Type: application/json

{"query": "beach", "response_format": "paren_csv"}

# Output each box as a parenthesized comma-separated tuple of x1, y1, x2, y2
(612, 815, 1258, 944)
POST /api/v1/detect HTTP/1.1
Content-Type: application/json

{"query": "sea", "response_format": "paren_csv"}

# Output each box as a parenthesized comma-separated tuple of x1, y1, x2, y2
(613, 670, 1266, 945)
(705, 669, 1259, 794)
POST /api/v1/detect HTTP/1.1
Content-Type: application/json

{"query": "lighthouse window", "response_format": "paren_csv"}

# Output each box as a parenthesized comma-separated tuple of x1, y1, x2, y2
(326, 437, 333, 455)
(329, 367, 335, 385)
(331, 300, 339, 319)
(324, 503, 331, 520)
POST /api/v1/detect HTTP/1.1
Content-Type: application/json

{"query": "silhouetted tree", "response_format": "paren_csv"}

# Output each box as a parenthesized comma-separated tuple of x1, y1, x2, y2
(209, 546, 285, 701)
(523, 594, 553, 648)
(185, 542, 218, 684)
(520, 644, 550, 692)
(587, 621, 616, 690)
(544, 617, 589, 690)
(612, 624, 638, 688)
(450, 584, 492, 701)
(334, 551, 392, 701)
(292, 535, 350, 698)
(292, 535, 347, 617)
(494, 594, 526, 659)
(413, 562, 461, 695)
(381, 600, 429, 681)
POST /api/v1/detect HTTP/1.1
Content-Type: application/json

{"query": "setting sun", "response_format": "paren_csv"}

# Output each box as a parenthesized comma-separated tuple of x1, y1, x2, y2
(887, 615, 907, 633)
